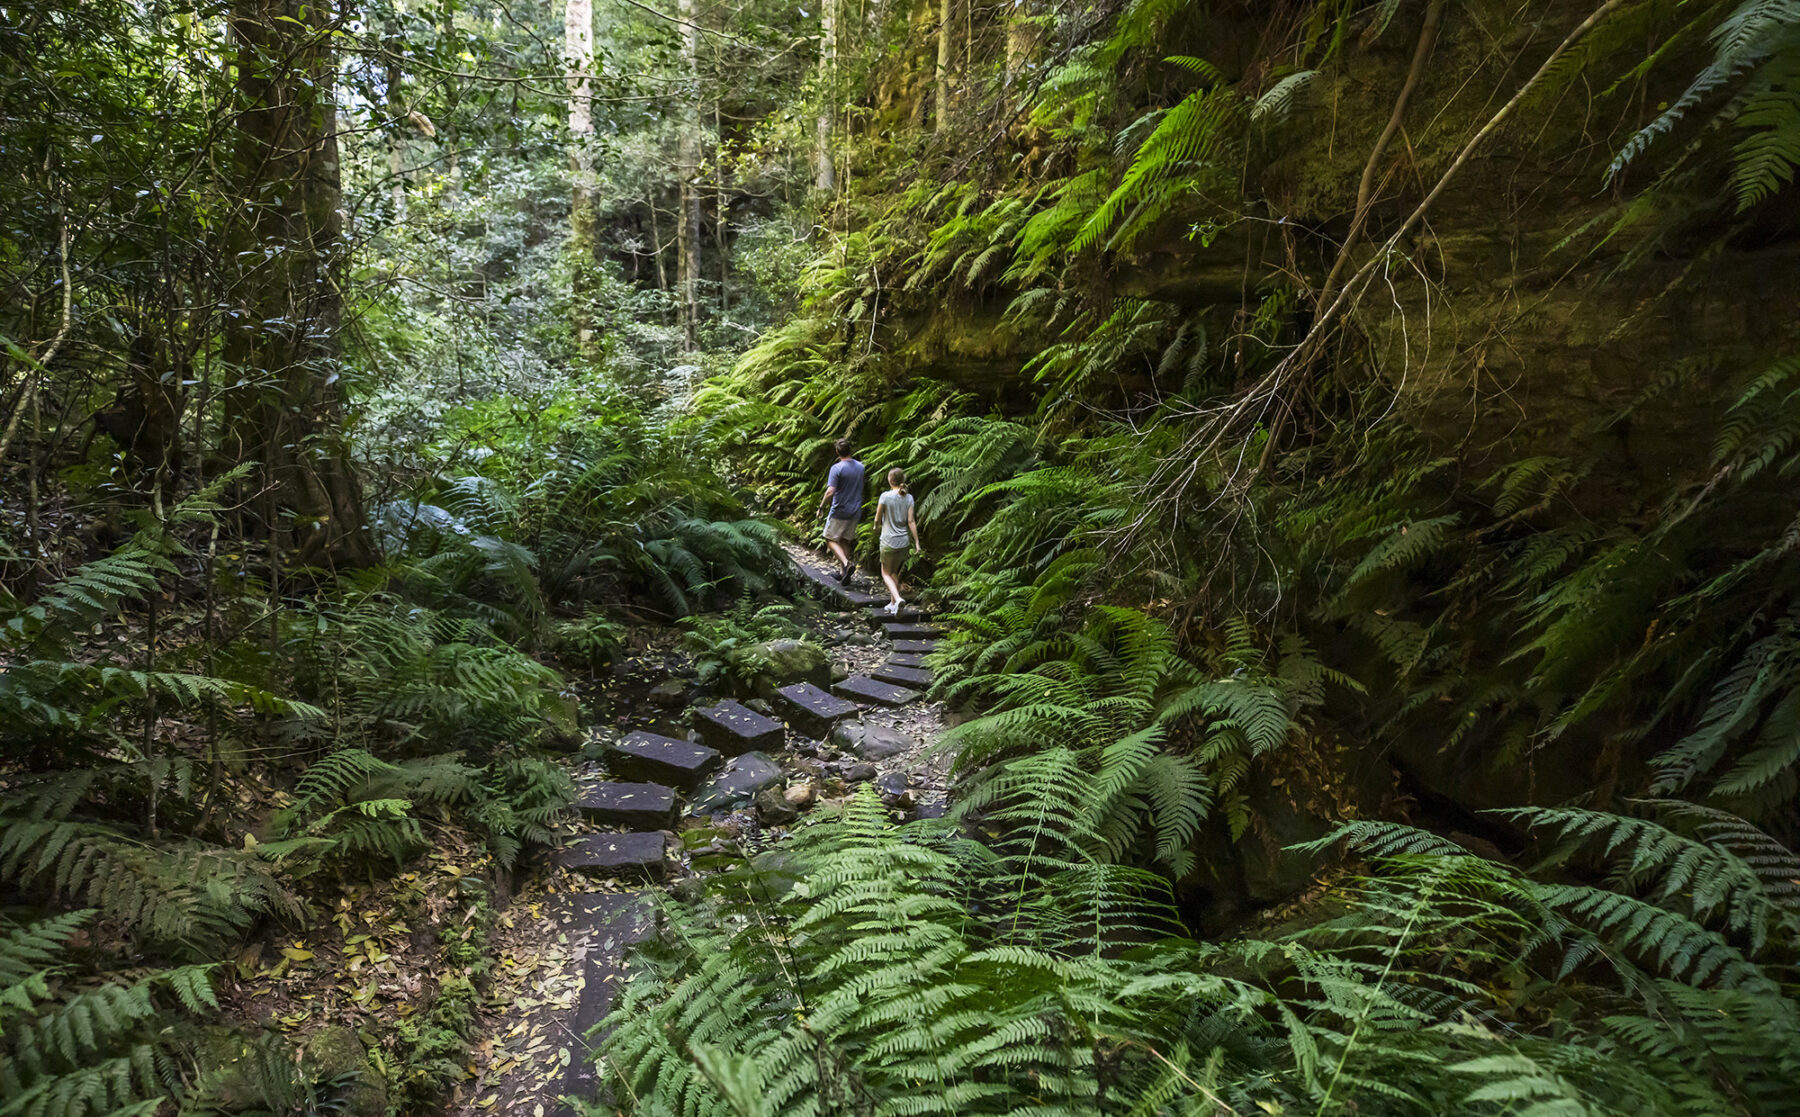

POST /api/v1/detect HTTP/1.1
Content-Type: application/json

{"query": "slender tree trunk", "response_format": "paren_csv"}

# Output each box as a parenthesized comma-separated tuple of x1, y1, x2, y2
(1005, 0, 1038, 101)
(814, 0, 836, 193)
(566, 0, 600, 358)
(385, 27, 406, 217)
(223, 0, 372, 570)
(934, 0, 956, 132)
(648, 196, 669, 305)
(715, 101, 730, 315)
(443, 6, 462, 197)
(676, 0, 702, 349)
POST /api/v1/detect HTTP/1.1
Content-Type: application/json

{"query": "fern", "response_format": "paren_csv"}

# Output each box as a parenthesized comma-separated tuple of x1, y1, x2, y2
(1611, 0, 1800, 215)
(0, 910, 214, 1117)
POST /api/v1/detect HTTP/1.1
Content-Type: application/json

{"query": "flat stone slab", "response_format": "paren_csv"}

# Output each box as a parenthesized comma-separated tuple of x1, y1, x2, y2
(796, 559, 881, 607)
(890, 639, 941, 654)
(564, 892, 655, 1105)
(831, 720, 914, 760)
(864, 605, 924, 627)
(694, 751, 785, 812)
(695, 699, 785, 755)
(833, 674, 921, 708)
(775, 682, 860, 738)
(883, 622, 941, 639)
(604, 731, 721, 788)
(576, 781, 677, 829)
(884, 652, 929, 668)
(561, 832, 667, 881)
(872, 663, 933, 689)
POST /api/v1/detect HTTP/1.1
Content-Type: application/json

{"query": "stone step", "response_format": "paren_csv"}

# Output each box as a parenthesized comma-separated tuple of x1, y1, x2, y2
(695, 699, 785, 755)
(575, 781, 677, 829)
(572, 890, 656, 947)
(693, 752, 784, 812)
(882, 622, 941, 639)
(795, 558, 881, 608)
(604, 731, 721, 788)
(884, 652, 930, 668)
(889, 638, 942, 655)
(833, 674, 921, 708)
(871, 663, 933, 689)
(864, 605, 924, 627)
(774, 682, 860, 738)
(561, 832, 668, 881)
(563, 892, 654, 1106)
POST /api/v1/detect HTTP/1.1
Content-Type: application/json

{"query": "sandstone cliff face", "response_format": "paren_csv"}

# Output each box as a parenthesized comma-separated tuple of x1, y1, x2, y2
(884, 1, 1800, 453)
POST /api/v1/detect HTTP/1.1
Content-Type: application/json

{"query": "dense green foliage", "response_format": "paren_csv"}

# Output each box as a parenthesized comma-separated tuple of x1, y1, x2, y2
(598, 0, 1800, 1115)
(6, 0, 1800, 1113)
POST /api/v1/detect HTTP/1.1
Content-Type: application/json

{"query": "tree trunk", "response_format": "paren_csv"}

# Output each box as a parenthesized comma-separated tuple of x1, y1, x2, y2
(815, 0, 836, 193)
(1005, 0, 1038, 101)
(676, 0, 702, 350)
(223, 0, 372, 570)
(715, 101, 730, 315)
(385, 27, 406, 218)
(649, 195, 670, 311)
(934, 0, 956, 132)
(566, 0, 600, 357)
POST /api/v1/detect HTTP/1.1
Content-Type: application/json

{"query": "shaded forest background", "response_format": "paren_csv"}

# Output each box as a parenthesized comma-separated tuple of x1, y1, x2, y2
(4, 0, 1800, 1114)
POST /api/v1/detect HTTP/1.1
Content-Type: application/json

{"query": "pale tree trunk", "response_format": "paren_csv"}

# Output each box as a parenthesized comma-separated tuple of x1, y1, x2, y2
(223, 0, 372, 569)
(715, 101, 729, 315)
(814, 0, 836, 193)
(385, 28, 406, 217)
(649, 196, 669, 306)
(1005, 0, 1039, 102)
(566, 0, 600, 357)
(934, 0, 956, 132)
(443, 7, 462, 197)
(676, 0, 702, 349)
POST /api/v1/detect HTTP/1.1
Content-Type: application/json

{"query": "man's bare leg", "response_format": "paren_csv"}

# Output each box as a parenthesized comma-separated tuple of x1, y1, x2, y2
(826, 537, 855, 581)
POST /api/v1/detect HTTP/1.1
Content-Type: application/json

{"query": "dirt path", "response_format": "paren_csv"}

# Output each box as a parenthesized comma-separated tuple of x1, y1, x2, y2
(448, 544, 948, 1116)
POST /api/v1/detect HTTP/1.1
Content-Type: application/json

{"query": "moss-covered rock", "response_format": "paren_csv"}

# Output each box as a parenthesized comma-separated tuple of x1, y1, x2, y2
(750, 637, 830, 695)
(539, 690, 583, 751)
(303, 1025, 388, 1117)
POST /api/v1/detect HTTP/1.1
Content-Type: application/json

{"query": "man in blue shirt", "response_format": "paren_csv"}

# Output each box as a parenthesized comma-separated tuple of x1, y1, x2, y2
(818, 438, 866, 582)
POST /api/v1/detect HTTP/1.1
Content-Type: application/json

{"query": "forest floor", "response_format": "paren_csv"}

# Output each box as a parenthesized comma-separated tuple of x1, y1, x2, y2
(440, 542, 949, 1117)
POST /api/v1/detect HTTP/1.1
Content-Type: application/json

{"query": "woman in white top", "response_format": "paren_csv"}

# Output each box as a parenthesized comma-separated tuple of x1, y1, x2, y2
(876, 468, 923, 614)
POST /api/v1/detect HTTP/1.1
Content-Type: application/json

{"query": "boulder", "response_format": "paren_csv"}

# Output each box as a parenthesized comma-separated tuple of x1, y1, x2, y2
(831, 720, 914, 760)
(755, 785, 801, 826)
(844, 762, 877, 783)
(303, 1026, 388, 1117)
(539, 691, 583, 752)
(751, 638, 830, 694)
(875, 771, 909, 796)
(693, 752, 785, 812)
(647, 678, 687, 708)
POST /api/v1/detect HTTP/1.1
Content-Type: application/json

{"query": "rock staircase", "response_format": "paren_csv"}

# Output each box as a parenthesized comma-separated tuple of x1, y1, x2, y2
(549, 548, 942, 1114)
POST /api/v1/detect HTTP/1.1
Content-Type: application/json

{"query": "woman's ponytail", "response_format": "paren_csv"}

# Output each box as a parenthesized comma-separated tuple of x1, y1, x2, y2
(888, 467, 909, 496)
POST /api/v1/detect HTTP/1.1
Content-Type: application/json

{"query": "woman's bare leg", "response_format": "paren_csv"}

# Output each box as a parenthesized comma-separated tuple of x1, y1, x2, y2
(881, 564, 902, 607)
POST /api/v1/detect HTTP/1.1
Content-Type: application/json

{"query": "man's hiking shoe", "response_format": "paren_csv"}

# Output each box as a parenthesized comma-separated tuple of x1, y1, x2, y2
(834, 563, 851, 583)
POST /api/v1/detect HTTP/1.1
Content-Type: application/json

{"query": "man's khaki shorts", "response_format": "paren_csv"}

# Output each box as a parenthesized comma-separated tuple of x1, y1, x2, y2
(824, 515, 859, 541)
